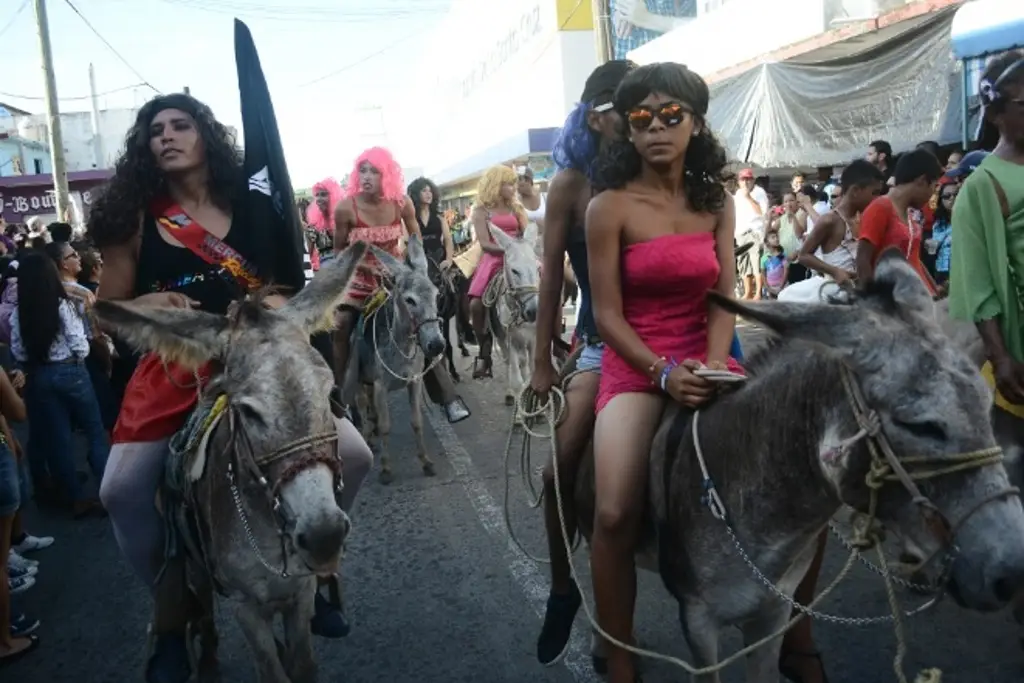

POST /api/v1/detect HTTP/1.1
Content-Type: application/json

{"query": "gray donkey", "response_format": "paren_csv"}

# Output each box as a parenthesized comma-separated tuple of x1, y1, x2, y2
(94, 243, 369, 683)
(573, 254, 1024, 682)
(345, 235, 446, 484)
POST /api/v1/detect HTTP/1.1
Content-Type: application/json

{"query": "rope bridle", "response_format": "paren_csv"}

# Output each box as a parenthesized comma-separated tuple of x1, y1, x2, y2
(505, 360, 1015, 682)
(482, 266, 538, 331)
(368, 283, 444, 384)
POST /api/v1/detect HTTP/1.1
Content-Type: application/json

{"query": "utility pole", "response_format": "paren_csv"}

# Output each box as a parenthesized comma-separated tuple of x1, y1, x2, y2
(592, 0, 614, 65)
(88, 63, 105, 169)
(184, 86, 190, 95)
(33, 0, 71, 220)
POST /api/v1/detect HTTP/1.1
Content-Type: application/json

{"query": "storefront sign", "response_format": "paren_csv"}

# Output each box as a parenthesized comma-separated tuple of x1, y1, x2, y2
(0, 176, 108, 225)
(460, 4, 543, 99)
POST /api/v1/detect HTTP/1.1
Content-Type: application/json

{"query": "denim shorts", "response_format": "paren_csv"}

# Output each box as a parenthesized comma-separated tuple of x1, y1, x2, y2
(0, 440, 20, 517)
(577, 342, 604, 373)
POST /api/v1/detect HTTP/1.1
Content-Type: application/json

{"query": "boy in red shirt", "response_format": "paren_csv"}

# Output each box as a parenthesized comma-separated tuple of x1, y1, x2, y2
(857, 149, 943, 294)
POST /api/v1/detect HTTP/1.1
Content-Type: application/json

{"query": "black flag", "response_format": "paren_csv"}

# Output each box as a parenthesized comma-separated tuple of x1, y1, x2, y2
(234, 18, 311, 294)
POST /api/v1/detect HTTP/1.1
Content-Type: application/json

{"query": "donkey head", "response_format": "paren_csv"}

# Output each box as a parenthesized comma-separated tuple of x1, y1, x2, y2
(369, 234, 445, 358)
(489, 222, 540, 323)
(714, 251, 1024, 611)
(94, 243, 370, 575)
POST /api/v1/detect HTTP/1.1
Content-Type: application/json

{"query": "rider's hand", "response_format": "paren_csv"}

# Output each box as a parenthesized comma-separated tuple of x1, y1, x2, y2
(133, 292, 200, 309)
(992, 355, 1024, 405)
(832, 270, 855, 285)
(531, 356, 558, 399)
(8, 370, 25, 392)
(664, 359, 714, 408)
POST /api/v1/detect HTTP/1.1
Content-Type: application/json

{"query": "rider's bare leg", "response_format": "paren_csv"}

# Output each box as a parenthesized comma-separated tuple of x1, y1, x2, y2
(331, 308, 358, 396)
(591, 392, 664, 683)
(779, 530, 828, 683)
(469, 297, 492, 377)
(537, 370, 600, 666)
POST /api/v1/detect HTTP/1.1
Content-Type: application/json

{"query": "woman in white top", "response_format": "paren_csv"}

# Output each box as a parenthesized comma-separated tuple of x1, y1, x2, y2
(10, 251, 109, 518)
(517, 167, 545, 253)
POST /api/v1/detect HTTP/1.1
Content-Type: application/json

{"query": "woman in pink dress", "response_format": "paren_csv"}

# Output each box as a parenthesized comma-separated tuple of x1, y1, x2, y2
(586, 62, 741, 683)
(467, 165, 529, 378)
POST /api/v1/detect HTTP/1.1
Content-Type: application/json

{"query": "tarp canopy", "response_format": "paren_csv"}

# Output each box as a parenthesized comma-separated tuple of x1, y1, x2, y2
(707, 10, 963, 168)
(951, 0, 1024, 60)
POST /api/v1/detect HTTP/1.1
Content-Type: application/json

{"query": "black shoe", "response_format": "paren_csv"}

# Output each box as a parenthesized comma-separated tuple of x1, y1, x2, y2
(444, 397, 471, 424)
(536, 581, 582, 666)
(779, 650, 830, 683)
(311, 591, 351, 639)
(145, 634, 191, 683)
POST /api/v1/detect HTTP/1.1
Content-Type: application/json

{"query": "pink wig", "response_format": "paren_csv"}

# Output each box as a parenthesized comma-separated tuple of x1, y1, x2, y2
(344, 146, 405, 204)
(306, 177, 343, 232)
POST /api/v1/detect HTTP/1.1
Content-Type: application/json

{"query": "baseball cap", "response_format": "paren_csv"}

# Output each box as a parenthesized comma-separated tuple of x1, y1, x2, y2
(944, 150, 989, 180)
(580, 60, 637, 108)
(738, 168, 754, 180)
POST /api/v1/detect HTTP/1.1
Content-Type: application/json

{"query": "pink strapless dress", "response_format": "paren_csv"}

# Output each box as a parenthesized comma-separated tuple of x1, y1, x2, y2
(596, 232, 744, 414)
(469, 212, 521, 298)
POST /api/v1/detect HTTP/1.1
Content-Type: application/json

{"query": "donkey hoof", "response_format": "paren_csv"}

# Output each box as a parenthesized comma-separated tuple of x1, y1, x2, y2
(378, 469, 394, 485)
(505, 394, 515, 406)
(422, 461, 437, 477)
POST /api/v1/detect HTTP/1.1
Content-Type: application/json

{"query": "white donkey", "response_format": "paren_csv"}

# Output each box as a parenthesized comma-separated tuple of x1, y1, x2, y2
(484, 222, 541, 406)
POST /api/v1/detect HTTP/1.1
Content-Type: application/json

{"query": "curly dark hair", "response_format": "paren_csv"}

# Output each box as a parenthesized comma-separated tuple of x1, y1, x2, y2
(16, 250, 69, 365)
(592, 63, 728, 214)
(86, 93, 242, 248)
(407, 177, 440, 216)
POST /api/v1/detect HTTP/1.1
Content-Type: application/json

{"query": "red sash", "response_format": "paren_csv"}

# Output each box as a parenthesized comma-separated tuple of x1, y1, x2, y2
(112, 199, 262, 444)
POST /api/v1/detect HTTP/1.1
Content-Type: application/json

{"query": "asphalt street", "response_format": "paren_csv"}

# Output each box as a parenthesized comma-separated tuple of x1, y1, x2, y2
(7, 318, 1024, 683)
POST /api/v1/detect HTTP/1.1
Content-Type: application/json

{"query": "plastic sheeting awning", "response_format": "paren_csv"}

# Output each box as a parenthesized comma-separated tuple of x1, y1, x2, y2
(707, 10, 962, 168)
(950, 0, 1024, 60)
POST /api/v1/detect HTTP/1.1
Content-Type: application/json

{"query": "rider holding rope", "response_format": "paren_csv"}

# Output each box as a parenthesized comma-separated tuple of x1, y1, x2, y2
(468, 166, 531, 379)
(333, 148, 470, 423)
(529, 59, 637, 668)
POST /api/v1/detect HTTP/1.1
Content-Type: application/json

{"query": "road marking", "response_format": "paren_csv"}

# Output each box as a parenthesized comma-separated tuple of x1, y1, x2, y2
(426, 409, 600, 683)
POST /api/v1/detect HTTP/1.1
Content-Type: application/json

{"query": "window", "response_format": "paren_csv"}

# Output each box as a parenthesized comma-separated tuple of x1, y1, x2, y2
(33, 158, 43, 174)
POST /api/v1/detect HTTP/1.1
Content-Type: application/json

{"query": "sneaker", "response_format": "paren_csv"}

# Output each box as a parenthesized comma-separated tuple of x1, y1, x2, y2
(10, 613, 40, 637)
(7, 550, 38, 572)
(8, 574, 35, 595)
(536, 581, 582, 666)
(13, 533, 54, 554)
(8, 564, 37, 580)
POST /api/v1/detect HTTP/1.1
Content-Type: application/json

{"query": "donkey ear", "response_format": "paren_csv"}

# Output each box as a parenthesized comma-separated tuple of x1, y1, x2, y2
(405, 234, 429, 273)
(488, 224, 514, 250)
(282, 241, 368, 334)
(707, 291, 869, 352)
(872, 250, 936, 322)
(94, 300, 229, 370)
(522, 221, 539, 250)
(370, 244, 406, 277)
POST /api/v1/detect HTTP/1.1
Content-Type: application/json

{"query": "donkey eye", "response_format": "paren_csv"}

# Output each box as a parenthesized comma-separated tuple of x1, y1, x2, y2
(893, 418, 945, 441)
(404, 296, 416, 307)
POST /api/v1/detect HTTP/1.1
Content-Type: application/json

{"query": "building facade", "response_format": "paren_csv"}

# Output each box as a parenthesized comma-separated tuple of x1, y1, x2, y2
(395, 0, 599, 199)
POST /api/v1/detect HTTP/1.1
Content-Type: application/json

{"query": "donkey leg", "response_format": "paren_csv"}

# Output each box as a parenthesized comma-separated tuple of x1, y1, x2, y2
(408, 380, 435, 476)
(373, 381, 395, 485)
(679, 600, 722, 683)
(444, 316, 461, 382)
(235, 601, 290, 683)
(739, 603, 791, 683)
(505, 343, 521, 407)
(282, 585, 318, 683)
(193, 577, 221, 683)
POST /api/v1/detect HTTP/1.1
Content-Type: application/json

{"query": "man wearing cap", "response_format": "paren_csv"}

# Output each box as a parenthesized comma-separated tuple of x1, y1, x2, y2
(531, 58, 636, 669)
(733, 168, 769, 299)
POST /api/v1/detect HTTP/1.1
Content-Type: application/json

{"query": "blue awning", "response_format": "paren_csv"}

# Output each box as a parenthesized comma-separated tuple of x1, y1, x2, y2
(951, 0, 1024, 60)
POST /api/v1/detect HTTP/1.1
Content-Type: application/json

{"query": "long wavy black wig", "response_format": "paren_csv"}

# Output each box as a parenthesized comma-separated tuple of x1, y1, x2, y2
(592, 63, 728, 215)
(87, 93, 242, 248)
(15, 250, 69, 365)
(408, 177, 441, 217)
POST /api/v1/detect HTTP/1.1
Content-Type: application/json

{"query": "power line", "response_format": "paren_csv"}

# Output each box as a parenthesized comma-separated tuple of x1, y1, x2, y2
(0, 0, 30, 41)
(0, 82, 148, 103)
(62, 0, 161, 94)
(297, 30, 421, 88)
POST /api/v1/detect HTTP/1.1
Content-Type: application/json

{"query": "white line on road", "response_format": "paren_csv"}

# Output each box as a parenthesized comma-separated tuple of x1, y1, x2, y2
(426, 409, 601, 683)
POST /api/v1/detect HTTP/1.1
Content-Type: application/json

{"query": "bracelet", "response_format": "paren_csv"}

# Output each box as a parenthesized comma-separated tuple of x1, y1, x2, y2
(659, 358, 679, 392)
(648, 356, 667, 383)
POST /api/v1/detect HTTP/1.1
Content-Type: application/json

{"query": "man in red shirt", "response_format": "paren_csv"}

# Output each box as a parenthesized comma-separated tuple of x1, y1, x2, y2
(856, 149, 943, 294)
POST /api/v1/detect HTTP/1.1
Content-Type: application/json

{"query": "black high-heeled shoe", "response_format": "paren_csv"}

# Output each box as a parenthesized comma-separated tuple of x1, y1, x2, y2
(779, 650, 830, 683)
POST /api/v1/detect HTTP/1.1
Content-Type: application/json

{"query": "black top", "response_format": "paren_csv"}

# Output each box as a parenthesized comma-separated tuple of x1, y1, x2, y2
(417, 211, 446, 265)
(134, 211, 262, 315)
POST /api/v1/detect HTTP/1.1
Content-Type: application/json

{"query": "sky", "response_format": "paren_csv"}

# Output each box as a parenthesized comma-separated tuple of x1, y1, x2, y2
(0, 0, 454, 188)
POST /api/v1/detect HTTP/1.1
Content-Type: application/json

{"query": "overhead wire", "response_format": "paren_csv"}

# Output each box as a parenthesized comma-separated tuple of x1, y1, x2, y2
(63, 0, 161, 94)
(0, 82, 149, 102)
(0, 0, 30, 41)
